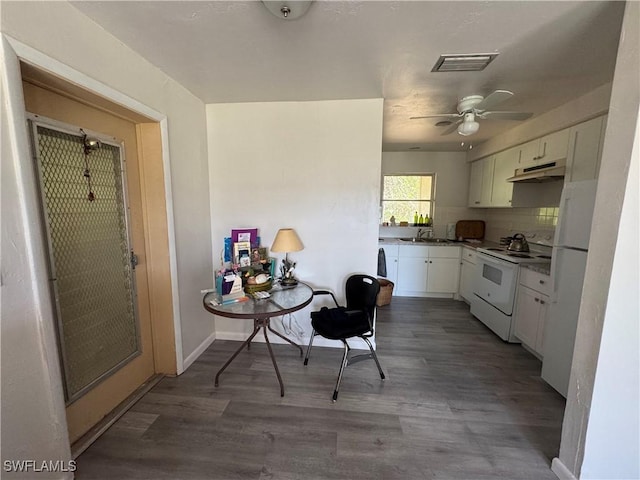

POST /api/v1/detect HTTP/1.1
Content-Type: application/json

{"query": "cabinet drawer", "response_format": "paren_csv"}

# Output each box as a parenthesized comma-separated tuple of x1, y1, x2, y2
(462, 247, 477, 264)
(399, 245, 430, 257)
(429, 246, 461, 259)
(519, 268, 551, 296)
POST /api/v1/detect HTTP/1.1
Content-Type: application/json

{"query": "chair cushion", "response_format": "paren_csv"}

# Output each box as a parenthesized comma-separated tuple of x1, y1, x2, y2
(310, 306, 371, 340)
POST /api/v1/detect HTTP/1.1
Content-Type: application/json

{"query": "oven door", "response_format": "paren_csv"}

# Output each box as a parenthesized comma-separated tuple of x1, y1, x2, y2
(474, 253, 519, 315)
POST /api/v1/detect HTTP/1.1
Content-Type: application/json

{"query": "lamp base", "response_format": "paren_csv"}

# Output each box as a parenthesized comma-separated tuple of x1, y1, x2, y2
(280, 277, 298, 287)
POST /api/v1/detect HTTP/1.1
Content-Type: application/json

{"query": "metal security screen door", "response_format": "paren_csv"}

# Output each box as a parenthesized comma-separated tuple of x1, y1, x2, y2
(30, 117, 141, 403)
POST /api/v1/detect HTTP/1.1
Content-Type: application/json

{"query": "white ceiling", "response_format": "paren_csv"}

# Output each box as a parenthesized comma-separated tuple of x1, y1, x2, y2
(70, 1, 625, 152)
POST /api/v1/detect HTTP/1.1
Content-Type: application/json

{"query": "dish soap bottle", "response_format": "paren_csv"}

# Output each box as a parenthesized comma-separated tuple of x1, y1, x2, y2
(418, 213, 424, 225)
(413, 211, 418, 226)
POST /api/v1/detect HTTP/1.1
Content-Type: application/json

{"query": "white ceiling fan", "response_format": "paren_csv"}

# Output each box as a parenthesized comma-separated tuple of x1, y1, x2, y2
(410, 90, 533, 136)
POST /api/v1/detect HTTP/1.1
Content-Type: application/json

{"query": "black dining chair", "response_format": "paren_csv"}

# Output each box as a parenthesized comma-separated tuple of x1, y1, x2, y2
(303, 274, 385, 401)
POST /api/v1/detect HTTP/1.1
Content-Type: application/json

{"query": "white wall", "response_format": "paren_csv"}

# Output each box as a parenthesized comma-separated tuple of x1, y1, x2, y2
(1, 1, 212, 472)
(207, 99, 383, 348)
(380, 151, 483, 237)
(581, 108, 639, 479)
(554, 2, 640, 478)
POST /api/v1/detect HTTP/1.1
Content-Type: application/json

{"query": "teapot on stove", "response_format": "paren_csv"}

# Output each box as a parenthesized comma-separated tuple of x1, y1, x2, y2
(507, 233, 530, 253)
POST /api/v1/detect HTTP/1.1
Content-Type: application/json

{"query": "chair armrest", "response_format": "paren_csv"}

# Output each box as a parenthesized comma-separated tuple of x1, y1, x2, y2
(312, 290, 340, 308)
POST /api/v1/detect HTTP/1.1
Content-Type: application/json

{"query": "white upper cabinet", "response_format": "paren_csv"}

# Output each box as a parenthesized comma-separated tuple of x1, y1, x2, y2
(565, 115, 608, 183)
(468, 160, 483, 207)
(491, 147, 520, 207)
(518, 129, 571, 169)
(467, 115, 606, 209)
(468, 156, 495, 207)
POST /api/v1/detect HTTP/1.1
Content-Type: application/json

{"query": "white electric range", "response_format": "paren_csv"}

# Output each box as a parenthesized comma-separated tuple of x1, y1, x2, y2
(471, 238, 552, 342)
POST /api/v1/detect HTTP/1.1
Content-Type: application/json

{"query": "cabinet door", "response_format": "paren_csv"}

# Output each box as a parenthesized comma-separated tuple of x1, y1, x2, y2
(480, 156, 495, 206)
(459, 260, 476, 301)
(491, 147, 519, 206)
(468, 160, 484, 207)
(514, 285, 542, 349)
(426, 258, 460, 293)
(535, 295, 549, 354)
(397, 256, 428, 294)
(518, 139, 540, 168)
(538, 129, 570, 164)
(565, 116, 604, 182)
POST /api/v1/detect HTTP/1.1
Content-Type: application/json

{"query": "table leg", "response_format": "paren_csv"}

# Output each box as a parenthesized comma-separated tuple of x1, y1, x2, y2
(215, 324, 260, 387)
(267, 323, 303, 357)
(263, 325, 285, 397)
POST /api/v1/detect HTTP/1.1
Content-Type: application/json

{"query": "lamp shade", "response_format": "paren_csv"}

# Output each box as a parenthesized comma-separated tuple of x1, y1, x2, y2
(271, 228, 304, 253)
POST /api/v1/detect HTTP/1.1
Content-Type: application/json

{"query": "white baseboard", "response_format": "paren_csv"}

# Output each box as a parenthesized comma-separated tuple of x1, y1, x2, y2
(551, 458, 577, 480)
(215, 330, 376, 350)
(181, 332, 216, 372)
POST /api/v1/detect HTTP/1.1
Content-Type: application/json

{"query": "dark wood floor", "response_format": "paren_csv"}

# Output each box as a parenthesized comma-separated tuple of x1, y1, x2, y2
(76, 297, 565, 479)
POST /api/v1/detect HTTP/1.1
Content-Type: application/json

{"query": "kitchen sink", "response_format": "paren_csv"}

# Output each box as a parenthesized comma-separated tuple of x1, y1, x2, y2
(398, 237, 451, 244)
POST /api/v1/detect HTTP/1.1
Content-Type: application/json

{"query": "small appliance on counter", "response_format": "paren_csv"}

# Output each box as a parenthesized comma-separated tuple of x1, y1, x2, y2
(455, 220, 485, 241)
(446, 223, 457, 241)
(507, 233, 530, 252)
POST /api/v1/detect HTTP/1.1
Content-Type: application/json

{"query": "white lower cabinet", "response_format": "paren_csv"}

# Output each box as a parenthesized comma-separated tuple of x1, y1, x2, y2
(459, 247, 477, 302)
(395, 245, 461, 297)
(513, 268, 550, 356)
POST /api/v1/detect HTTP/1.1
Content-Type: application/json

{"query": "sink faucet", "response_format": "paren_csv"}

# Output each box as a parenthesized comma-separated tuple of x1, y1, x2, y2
(417, 228, 426, 240)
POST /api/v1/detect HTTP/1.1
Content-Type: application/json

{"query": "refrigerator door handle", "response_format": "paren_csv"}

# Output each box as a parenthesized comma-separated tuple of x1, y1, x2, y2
(549, 247, 560, 303)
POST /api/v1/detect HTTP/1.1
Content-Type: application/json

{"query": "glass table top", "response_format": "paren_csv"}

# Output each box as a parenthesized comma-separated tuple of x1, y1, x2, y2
(203, 282, 313, 319)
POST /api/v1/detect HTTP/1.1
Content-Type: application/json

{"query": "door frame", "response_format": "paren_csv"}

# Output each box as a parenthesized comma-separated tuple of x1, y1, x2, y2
(2, 35, 185, 451)
(5, 36, 184, 375)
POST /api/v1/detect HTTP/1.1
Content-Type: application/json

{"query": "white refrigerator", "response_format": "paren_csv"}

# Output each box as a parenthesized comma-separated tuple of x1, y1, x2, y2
(541, 180, 598, 397)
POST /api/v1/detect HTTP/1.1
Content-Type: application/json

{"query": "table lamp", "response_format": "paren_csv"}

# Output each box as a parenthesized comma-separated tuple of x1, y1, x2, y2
(271, 228, 304, 286)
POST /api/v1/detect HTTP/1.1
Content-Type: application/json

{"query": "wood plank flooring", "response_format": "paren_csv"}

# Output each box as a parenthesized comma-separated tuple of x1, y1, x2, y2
(75, 297, 566, 479)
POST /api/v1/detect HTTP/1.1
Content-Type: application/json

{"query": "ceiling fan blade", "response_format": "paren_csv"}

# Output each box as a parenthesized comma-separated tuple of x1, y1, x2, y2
(440, 120, 462, 136)
(478, 111, 533, 121)
(410, 113, 462, 120)
(475, 90, 514, 111)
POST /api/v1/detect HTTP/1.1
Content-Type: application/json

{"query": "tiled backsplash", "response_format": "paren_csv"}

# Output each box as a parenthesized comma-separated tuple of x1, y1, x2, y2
(483, 207, 559, 242)
(379, 206, 558, 243)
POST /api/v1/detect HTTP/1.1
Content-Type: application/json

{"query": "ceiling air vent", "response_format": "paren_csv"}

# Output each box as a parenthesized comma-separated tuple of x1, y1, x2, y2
(432, 53, 499, 72)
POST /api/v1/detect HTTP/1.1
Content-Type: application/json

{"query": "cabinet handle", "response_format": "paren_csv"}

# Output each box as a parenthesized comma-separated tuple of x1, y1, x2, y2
(429, 260, 433, 264)
(540, 300, 546, 305)
(539, 280, 545, 284)
(474, 201, 480, 204)
(534, 298, 540, 303)
(424, 260, 428, 263)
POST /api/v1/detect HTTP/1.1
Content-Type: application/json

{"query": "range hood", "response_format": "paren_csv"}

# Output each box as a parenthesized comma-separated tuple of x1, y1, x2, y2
(507, 160, 566, 183)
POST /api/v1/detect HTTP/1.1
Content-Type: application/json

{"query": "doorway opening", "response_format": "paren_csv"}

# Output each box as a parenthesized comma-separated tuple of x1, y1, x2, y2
(20, 61, 178, 453)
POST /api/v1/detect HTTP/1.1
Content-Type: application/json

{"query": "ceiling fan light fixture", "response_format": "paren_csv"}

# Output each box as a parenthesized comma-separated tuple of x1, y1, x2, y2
(457, 113, 479, 136)
(262, 1, 313, 20)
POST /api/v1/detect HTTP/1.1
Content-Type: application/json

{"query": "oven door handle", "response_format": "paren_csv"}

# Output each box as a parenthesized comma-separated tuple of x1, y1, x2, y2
(477, 252, 515, 270)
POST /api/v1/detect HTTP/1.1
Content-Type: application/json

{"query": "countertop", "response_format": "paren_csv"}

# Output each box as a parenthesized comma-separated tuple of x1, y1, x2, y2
(521, 263, 551, 276)
(378, 238, 501, 249)
(379, 238, 551, 275)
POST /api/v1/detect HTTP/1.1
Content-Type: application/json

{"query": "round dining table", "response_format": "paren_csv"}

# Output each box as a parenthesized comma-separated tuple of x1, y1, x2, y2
(203, 282, 314, 396)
